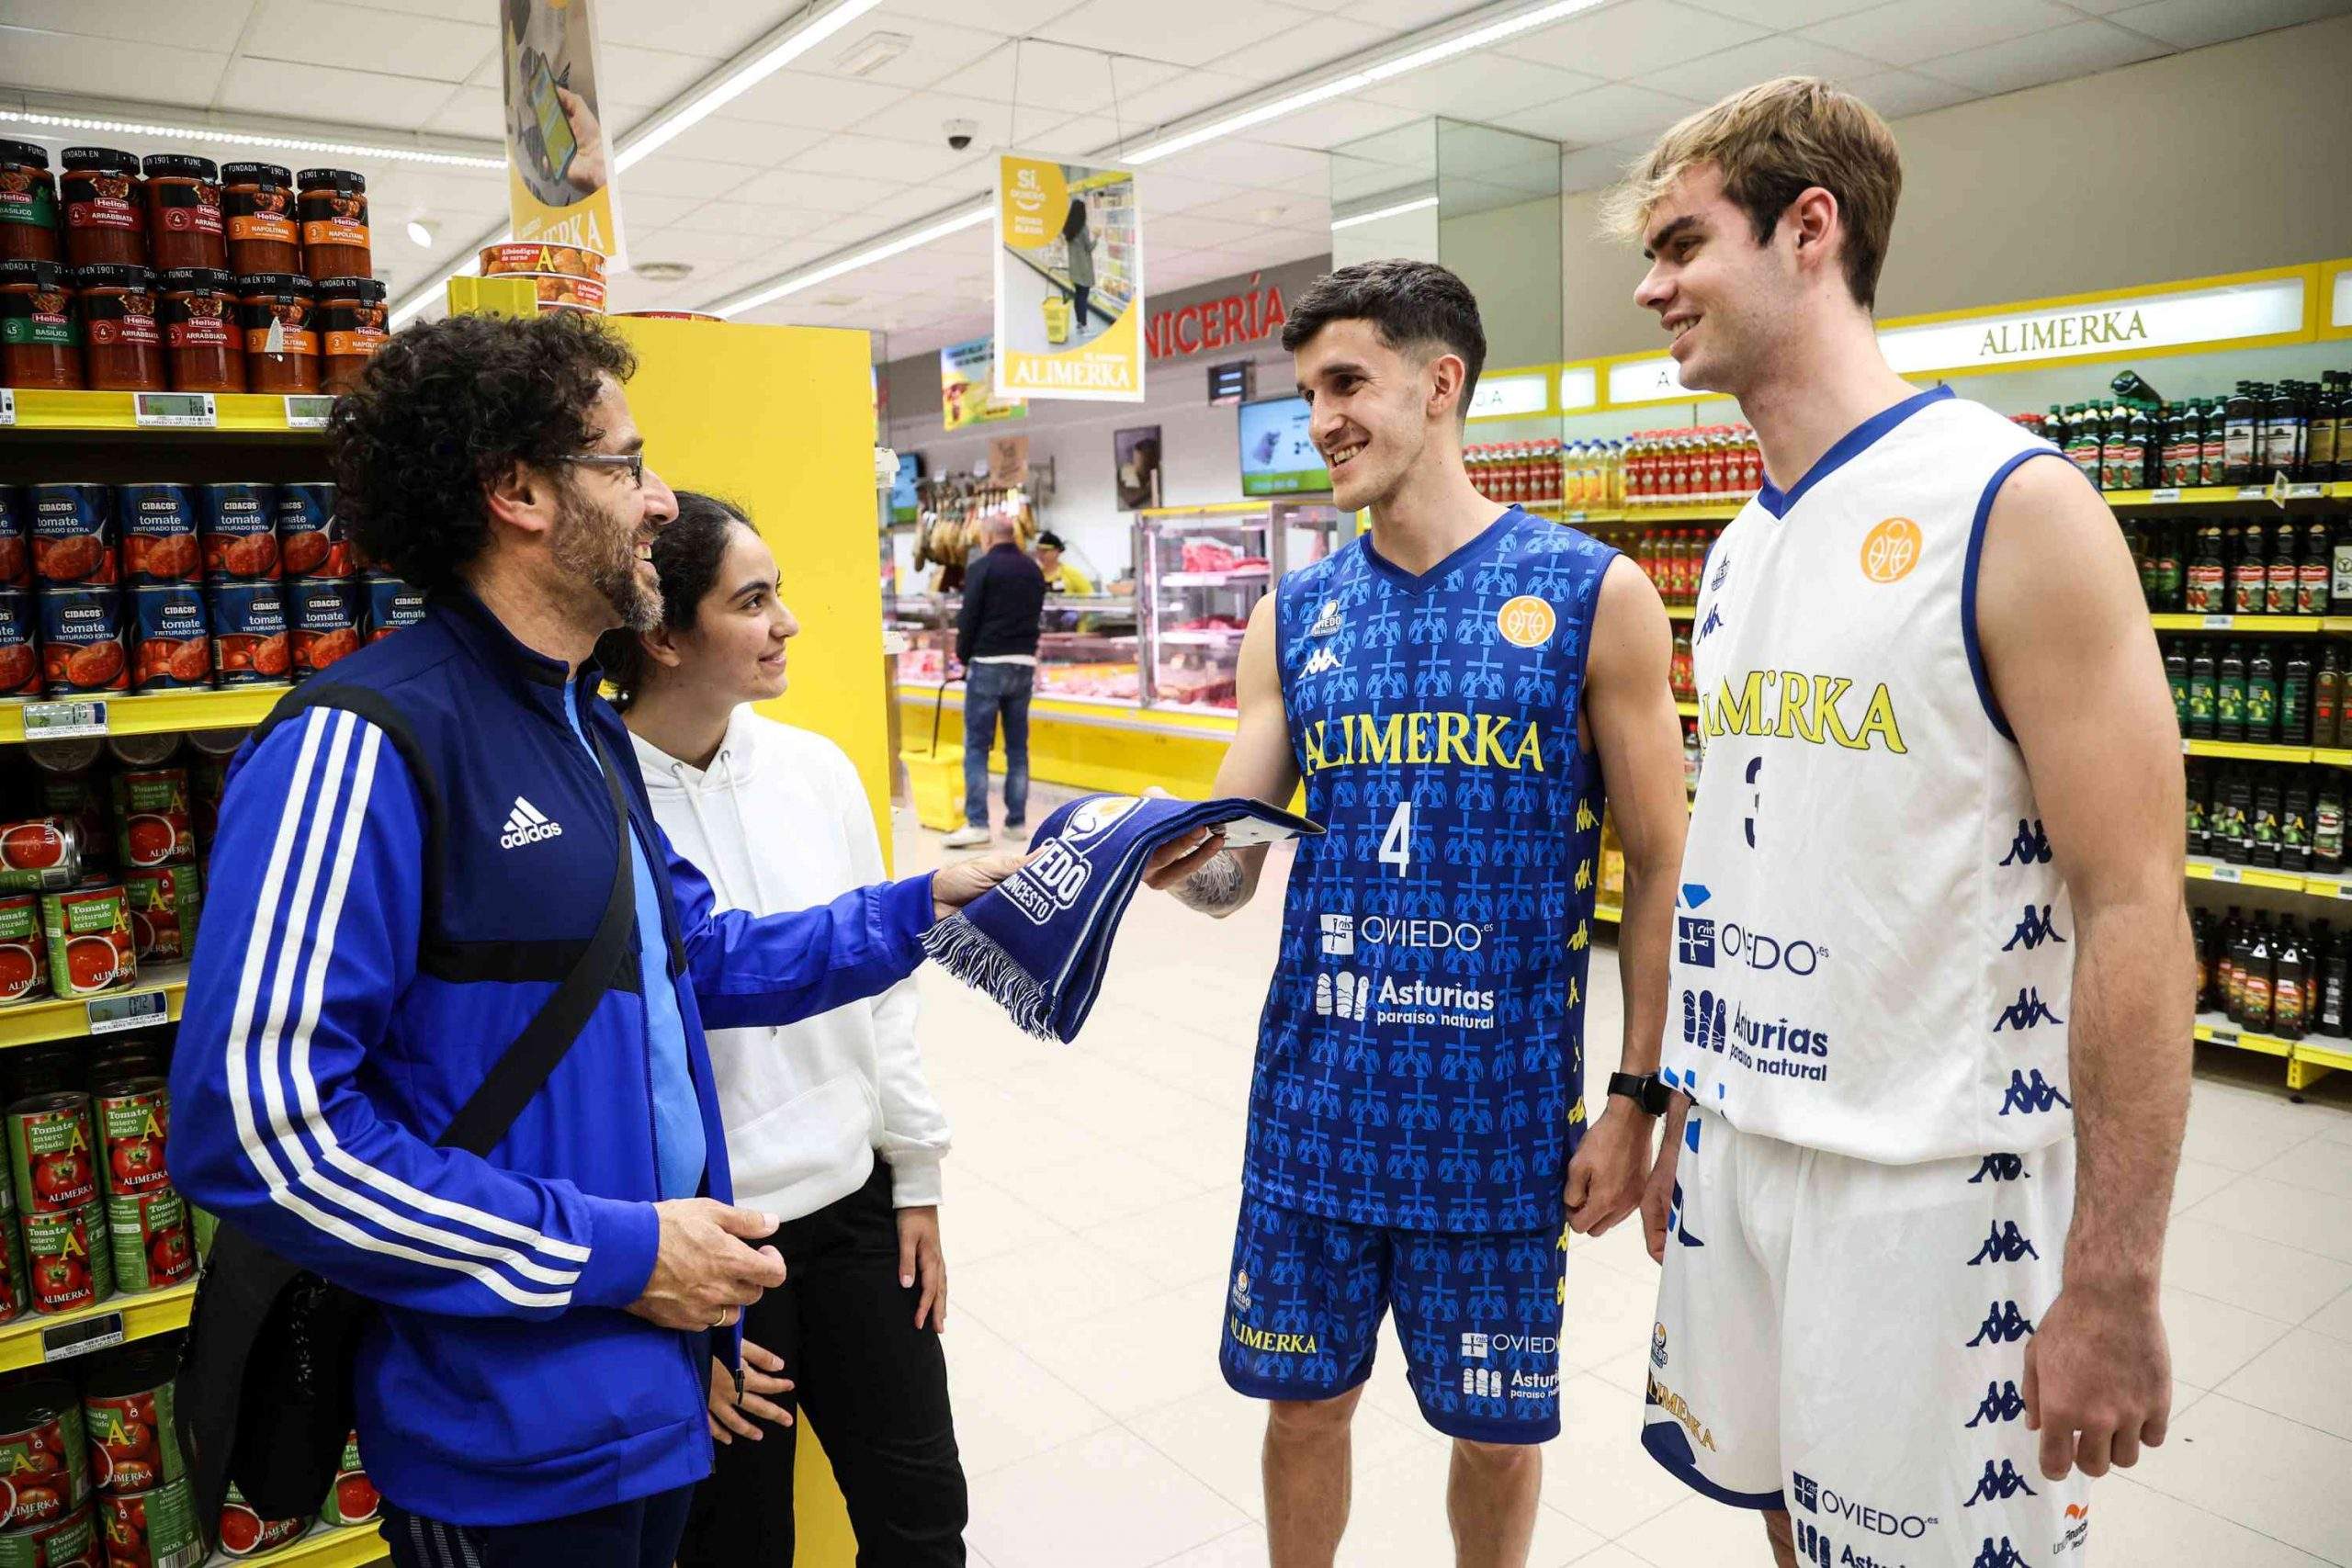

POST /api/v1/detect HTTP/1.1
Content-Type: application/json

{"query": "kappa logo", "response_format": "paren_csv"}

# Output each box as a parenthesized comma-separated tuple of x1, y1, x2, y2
(1965, 1301, 2038, 1347)
(1302, 646, 1342, 678)
(2003, 905, 2069, 952)
(1963, 1461, 2039, 1506)
(1968, 1154, 2030, 1184)
(1967, 1221, 2042, 1265)
(498, 796, 563, 850)
(1696, 604, 1724, 645)
(1965, 1380, 2029, 1428)
(1994, 991, 2065, 1033)
(1999, 1068, 2073, 1115)
(1309, 600, 1344, 637)
(2001, 819, 2053, 865)
(1972, 1539, 2035, 1568)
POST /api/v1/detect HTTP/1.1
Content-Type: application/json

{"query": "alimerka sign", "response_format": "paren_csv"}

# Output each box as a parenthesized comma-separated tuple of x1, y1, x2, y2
(1145, 257, 1329, 366)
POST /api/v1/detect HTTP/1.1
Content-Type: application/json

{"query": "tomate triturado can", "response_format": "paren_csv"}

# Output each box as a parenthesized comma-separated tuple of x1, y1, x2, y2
(120, 865, 198, 965)
(6, 1092, 95, 1216)
(104, 1184, 192, 1293)
(129, 585, 211, 694)
(107, 771, 193, 869)
(274, 482, 346, 580)
(205, 581, 288, 685)
(0, 821, 75, 893)
(196, 482, 277, 581)
(0, 894, 49, 1007)
(28, 483, 114, 588)
(0, 588, 36, 698)
(288, 578, 360, 676)
(39, 883, 132, 999)
(36, 587, 127, 696)
(0, 1378, 89, 1529)
(362, 570, 424, 642)
(115, 484, 198, 586)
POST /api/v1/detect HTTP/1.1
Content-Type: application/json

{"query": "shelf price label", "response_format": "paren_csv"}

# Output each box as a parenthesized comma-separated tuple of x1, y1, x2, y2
(0, 389, 15, 427)
(132, 392, 217, 429)
(2202, 614, 2233, 629)
(85, 988, 168, 1036)
(2151, 487, 2182, 502)
(2208, 863, 2243, 883)
(2205, 1023, 2240, 1047)
(21, 701, 107, 739)
(283, 395, 334, 430)
(40, 1311, 124, 1363)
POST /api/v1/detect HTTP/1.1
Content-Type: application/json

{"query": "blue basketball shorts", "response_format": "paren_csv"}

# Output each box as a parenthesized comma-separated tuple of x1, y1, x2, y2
(1218, 1191, 1569, 1443)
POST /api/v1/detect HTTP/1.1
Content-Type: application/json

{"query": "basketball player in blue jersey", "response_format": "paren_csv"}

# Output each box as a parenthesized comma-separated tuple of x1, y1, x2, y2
(1141, 260, 1693, 1568)
(1605, 80, 2190, 1568)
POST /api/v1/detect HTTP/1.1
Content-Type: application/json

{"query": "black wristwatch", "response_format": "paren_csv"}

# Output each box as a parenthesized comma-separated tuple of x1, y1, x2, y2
(1608, 1072, 1672, 1116)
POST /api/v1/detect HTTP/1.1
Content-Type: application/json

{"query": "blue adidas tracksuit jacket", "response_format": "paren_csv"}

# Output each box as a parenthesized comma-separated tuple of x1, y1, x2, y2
(168, 592, 935, 1525)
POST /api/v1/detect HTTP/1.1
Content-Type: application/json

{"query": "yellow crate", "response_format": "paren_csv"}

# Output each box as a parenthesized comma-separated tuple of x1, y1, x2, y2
(901, 743, 967, 831)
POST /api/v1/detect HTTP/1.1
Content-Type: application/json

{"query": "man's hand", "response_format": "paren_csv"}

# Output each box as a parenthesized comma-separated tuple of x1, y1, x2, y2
(1566, 1105, 1654, 1237)
(554, 85, 607, 194)
(707, 1340, 794, 1446)
(931, 852, 1028, 923)
(1641, 1101, 1689, 1264)
(2023, 1280, 2171, 1479)
(898, 1205, 947, 1332)
(626, 1199, 786, 1331)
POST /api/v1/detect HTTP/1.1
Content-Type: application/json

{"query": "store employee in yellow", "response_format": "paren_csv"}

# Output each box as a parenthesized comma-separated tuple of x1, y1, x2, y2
(1033, 531, 1092, 594)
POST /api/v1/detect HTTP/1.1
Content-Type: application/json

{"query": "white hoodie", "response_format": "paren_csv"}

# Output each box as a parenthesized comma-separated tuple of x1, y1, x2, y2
(633, 710, 948, 1217)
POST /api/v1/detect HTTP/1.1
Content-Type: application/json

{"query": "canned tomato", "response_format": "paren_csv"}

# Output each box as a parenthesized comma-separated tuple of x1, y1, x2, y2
(197, 482, 277, 581)
(37, 590, 126, 697)
(119, 868, 197, 967)
(107, 772, 191, 870)
(113, 486, 198, 586)
(28, 485, 114, 588)
(0, 590, 35, 699)
(212, 1486, 305, 1559)
(0, 823, 75, 895)
(274, 482, 346, 580)
(6, 1094, 94, 1216)
(0, 1223, 28, 1329)
(185, 760, 225, 848)
(362, 572, 424, 643)
(82, 1342, 184, 1498)
(0, 487, 28, 588)
(92, 1080, 167, 1201)
(0, 897, 47, 1009)
(21, 1201, 109, 1314)
(127, 588, 209, 696)
(0, 1381, 86, 1530)
(318, 1432, 377, 1527)
(104, 1187, 190, 1293)
(205, 581, 287, 685)
(288, 579, 359, 676)
(39, 885, 131, 999)
(34, 778, 102, 871)
(186, 1206, 212, 1262)
(96, 1481, 199, 1568)
(0, 1501, 94, 1567)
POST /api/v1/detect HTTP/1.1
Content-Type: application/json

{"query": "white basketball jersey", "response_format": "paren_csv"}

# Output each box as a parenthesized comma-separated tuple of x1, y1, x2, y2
(1665, 387, 2078, 1164)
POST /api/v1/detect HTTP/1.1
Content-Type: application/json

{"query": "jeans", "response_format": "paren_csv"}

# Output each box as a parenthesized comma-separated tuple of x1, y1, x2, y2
(679, 1162, 968, 1566)
(962, 661, 1032, 829)
(380, 1486, 693, 1568)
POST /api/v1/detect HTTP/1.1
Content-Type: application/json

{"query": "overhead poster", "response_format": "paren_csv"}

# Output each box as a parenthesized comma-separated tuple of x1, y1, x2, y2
(994, 153, 1142, 402)
(941, 336, 1026, 430)
(500, 0, 624, 263)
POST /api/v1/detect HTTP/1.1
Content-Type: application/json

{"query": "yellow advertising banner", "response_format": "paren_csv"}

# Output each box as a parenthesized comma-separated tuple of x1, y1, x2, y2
(993, 152, 1143, 401)
(942, 336, 1026, 429)
(501, 0, 624, 263)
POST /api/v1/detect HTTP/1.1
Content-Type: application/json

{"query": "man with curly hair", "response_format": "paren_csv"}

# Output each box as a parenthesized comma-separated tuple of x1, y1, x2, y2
(170, 310, 1023, 1566)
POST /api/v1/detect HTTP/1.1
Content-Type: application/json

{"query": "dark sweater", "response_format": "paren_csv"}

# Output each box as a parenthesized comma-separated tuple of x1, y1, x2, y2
(956, 542, 1047, 663)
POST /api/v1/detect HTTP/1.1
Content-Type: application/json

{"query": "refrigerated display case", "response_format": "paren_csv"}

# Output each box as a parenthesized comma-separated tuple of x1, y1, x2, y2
(1137, 500, 1349, 713)
(888, 592, 1140, 700)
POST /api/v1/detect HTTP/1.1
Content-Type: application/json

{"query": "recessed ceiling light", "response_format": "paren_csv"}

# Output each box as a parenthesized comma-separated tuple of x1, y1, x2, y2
(834, 31, 912, 77)
(631, 260, 695, 282)
(405, 217, 438, 249)
(1257, 205, 1287, 223)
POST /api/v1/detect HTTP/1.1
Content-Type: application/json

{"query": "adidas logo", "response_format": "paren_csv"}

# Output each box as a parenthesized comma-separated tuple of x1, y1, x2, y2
(499, 795, 564, 850)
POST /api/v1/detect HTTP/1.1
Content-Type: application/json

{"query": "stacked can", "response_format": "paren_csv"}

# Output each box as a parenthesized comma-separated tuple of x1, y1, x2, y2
(363, 570, 425, 643)
(0, 820, 74, 1013)
(30, 482, 127, 698)
(96, 1078, 189, 1295)
(41, 879, 134, 1000)
(84, 1343, 202, 1568)
(0, 1378, 94, 1558)
(214, 1483, 309, 1558)
(120, 482, 209, 696)
(279, 481, 360, 676)
(6, 1092, 112, 1316)
(0, 1144, 28, 1325)
(198, 483, 288, 687)
(318, 1430, 379, 1529)
(0, 487, 34, 700)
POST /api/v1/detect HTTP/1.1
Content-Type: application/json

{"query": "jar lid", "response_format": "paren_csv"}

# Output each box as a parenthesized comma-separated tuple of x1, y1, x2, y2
(296, 168, 366, 193)
(0, 258, 73, 287)
(158, 267, 238, 291)
(73, 264, 155, 291)
(61, 147, 139, 175)
(220, 162, 293, 186)
(0, 141, 50, 169)
(141, 153, 219, 181)
(235, 273, 316, 300)
(315, 276, 386, 301)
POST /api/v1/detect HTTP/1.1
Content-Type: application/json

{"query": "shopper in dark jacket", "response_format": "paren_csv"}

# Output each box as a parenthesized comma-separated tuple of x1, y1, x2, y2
(944, 517, 1046, 847)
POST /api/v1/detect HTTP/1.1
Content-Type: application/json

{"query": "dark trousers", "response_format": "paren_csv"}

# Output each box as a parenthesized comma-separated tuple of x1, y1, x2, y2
(1070, 285, 1094, 329)
(381, 1485, 692, 1568)
(679, 1162, 967, 1567)
(961, 660, 1032, 830)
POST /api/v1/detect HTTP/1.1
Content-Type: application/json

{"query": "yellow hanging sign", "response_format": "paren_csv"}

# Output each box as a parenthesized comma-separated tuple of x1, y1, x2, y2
(500, 0, 624, 264)
(993, 153, 1143, 402)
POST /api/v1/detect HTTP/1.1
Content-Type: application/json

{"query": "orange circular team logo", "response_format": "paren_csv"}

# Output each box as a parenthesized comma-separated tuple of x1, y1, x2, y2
(1860, 517, 1922, 583)
(1497, 595, 1556, 648)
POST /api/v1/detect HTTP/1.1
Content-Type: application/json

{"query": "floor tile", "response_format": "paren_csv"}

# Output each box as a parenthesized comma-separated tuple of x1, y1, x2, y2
(966, 1427, 1250, 1568)
(2128, 1393, 2352, 1562)
(941, 1317, 1117, 1480)
(1150, 1525, 1271, 1567)
(989, 1143, 1218, 1231)
(1322, 1449, 1605, 1568)
(1615, 1492, 1781, 1567)
(2092, 1476, 2333, 1567)
(2303, 1285, 2352, 1344)
(2180, 1089, 2334, 1173)
(1537, 1374, 1696, 1540)
(1560, 1548, 1654, 1568)
(2215, 1327, 2352, 1440)
(1125, 1382, 1430, 1520)
(2255, 1136, 2352, 1199)
(2170, 1155, 2241, 1213)
(1562, 1254, 1664, 1373)
(2161, 1217, 2352, 1322)
(1082, 1183, 1249, 1291)
(952, 1232, 1172, 1348)
(939, 1170, 1074, 1268)
(2184, 1175, 2352, 1265)
(1018, 1277, 1231, 1420)
(2160, 1284, 2299, 1390)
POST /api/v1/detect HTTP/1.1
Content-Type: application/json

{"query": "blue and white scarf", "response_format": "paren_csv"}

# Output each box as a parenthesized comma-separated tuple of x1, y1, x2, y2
(922, 793, 1319, 1043)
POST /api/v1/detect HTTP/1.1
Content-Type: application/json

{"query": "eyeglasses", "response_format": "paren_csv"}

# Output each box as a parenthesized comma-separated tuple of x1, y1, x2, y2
(555, 452, 645, 487)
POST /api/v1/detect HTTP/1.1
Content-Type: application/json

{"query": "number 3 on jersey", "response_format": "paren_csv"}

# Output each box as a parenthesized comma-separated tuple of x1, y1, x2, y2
(1379, 800, 1412, 873)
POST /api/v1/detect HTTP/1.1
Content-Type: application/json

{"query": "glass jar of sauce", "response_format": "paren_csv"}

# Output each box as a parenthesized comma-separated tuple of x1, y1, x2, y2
(74, 264, 164, 392)
(142, 154, 225, 274)
(236, 273, 317, 395)
(316, 276, 387, 395)
(60, 148, 145, 269)
(221, 164, 299, 276)
(0, 259, 81, 389)
(0, 141, 61, 264)
(158, 268, 243, 394)
(297, 170, 369, 284)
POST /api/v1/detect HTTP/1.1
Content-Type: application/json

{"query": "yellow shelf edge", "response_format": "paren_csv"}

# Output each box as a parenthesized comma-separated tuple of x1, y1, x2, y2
(1665, 604, 1695, 622)
(0, 965, 187, 1050)
(0, 389, 328, 437)
(2313, 750, 2352, 769)
(1674, 701, 1699, 718)
(2184, 739, 2313, 762)
(244, 1524, 391, 1568)
(0, 688, 282, 745)
(2295, 1040, 2352, 1074)
(2108, 482, 2348, 509)
(2193, 1020, 2296, 1058)
(1594, 903, 1622, 922)
(0, 1280, 196, 1374)
(2150, 614, 2324, 633)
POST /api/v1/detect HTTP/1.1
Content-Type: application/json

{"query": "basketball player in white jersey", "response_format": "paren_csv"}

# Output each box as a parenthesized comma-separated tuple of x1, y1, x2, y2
(1605, 79, 2191, 1568)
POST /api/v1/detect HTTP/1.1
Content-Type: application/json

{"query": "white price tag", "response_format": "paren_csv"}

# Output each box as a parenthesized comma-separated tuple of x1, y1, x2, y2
(0, 389, 15, 426)
(2209, 863, 2243, 883)
(2334, 881, 2352, 901)
(132, 392, 216, 429)
(21, 701, 107, 739)
(40, 1312, 124, 1363)
(2202, 614, 2233, 629)
(85, 988, 168, 1036)
(2152, 487, 2183, 502)
(283, 395, 333, 430)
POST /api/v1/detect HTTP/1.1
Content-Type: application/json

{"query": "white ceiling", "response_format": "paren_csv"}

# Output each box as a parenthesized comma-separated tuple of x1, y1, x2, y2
(2, 0, 2345, 358)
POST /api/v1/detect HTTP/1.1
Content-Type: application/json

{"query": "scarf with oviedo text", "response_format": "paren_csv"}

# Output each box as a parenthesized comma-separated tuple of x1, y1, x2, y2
(922, 793, 1321, 1043)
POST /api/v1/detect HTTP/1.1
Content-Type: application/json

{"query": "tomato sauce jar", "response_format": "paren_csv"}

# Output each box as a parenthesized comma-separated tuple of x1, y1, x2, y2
(198, 482, 277, 580)
(235, 272, 316, 394)
(276, 482, 346, 579)
(130, 586, 211, 694)
(0, 486, 28, 588)
(0, 258, 81, 389)
(363, 570, 425, 641)
(118, 483, 199, 584)
(74, 263, 164, 392)
(206, 581, 288, 685)
(0, 141, 60, 264)
(141, 153, 224, 274)
(29, 483, 116, 588)
(316, 275, 387, 394)
(0, 589, 34, 698)
(60, 148, 143, 269)
(220, 163, 297, 276)
(156, 267, 243, 393)
(297, 169, 368, 282)
(38, 587, 129, 696)
(289, 579, 362, 676)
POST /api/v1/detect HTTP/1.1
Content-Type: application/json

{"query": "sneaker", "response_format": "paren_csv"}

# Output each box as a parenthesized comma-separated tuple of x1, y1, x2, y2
(941, 823, 992, 849)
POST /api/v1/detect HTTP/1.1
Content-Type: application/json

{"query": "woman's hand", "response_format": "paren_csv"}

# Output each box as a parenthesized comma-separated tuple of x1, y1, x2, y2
(707, 1340, 794, 1445)
(899, 1205, 948, 1332)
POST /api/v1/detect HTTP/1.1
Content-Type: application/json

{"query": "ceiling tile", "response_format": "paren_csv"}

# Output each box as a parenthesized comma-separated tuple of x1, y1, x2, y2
(421, 85, 507, 139)
(930, 39, 1186, 116)
(869, 0, 1089, 30)
(677, 199, 842, 240)
(1204, 16, 1400, 85)
(0, 0, 254, 48)
(1627, 31, 1890, 101)
(1678, 0, 1881, 22)
(1493, 82, 1706, 147)
(2103, 0, 2352, 48)
(620, 149, 772, 202)
(1361, 55, 1605, 118)
(1101, 67, 1261, 137)
(1005, 114, 1127, 159)
(585, 0, 759, 56)
(718, 66, 911, 130)
(615, 192, 710, 230)
(595, 43, 724, 105)
(630, 116, 826, 173)
(786, 130, 983, 186)
(1514, 1, 1770, 83)
(1917, 17, 2169, 94)
(1148, 211, 1276, 251)
(244, 0, 495, 81)
(1045, 0, 1323, 69)
(1128, 169, 1254, 216)
(1150, 136, 1329, 188)
(213, 56, 459, 130)
(845, 12, 1012, 89)
(1833, 65, 1979, 118)
(850, 90, 1081, 152)
(0, 24, 232, 103)
(1801, 0, 2082, 69)
(1254, 97, 1430, 153)
(1337, 0, 1495, 26)
(731, 164, 904, 212)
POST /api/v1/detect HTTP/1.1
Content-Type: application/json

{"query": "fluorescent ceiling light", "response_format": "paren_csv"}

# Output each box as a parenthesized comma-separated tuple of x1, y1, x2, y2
(0, 108, 502, 170)
(1329, 194, 1439, 231)
(710, 203, 990, 318)
(614, 0, 885, 174)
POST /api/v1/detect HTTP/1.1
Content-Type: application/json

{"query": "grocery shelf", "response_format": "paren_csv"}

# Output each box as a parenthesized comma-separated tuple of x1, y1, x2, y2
(1594, 902, 1621, 923)
(0, 1280, 194, 1374)
(2183, 738, 2314, 762)
(0, 388, 332, 437)
(2194, 1015, 2298, 1059)
(2106, 482, 2351, 508)
(1664, 604, 1695, 623)
(2186, 857, 2308, 892)
(1538, 502, 1745, 525)
(243, 1525, 389, 1568)
(0, 688, 279, 745)
(2150, 614, 2324, 633)
(1674, 701, 1699, 718)
(0, 964, 187, 1049)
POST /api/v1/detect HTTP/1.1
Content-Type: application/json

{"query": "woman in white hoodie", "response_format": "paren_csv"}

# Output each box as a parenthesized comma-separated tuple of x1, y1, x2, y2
(595, 493, 967, 1565)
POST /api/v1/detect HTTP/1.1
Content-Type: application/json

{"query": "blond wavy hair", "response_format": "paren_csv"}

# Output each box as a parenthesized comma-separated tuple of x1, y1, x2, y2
(1601, 77, 1903, 310)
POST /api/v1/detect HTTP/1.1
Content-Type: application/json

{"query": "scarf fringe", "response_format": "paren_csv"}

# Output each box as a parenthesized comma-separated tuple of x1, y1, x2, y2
(921, 914, 1060, 1041)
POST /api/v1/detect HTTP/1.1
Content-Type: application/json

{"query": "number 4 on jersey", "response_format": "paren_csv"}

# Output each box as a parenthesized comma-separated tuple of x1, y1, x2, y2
(1379, 800, 1412, 872)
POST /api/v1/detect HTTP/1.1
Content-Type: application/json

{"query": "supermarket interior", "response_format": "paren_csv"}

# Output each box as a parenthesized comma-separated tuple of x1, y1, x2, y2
(6, 0, 2352, 1563)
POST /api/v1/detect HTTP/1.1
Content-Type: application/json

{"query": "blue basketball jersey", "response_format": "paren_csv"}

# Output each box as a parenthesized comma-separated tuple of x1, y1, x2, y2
(1246, 507, 1616, 1233)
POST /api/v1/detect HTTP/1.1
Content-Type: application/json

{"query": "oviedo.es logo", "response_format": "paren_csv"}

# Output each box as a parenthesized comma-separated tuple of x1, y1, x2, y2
(1860, 516, 1923, 584)
(1791, 1471, 1939, 1543)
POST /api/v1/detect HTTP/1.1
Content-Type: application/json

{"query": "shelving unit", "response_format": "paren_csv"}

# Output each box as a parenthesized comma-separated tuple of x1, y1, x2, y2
(245, 1525, 389, 1568)
(0, 1280, 193, 1374)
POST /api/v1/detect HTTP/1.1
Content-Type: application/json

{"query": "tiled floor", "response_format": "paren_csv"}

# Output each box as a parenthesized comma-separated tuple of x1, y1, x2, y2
(891, 790, 2352, 1567)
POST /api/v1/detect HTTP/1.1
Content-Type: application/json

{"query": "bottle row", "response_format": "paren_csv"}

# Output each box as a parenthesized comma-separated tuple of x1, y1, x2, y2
(2165, 638, 2350, 746)
(2195, 906, 2345, 1040)
(2129, 513, 2347, 617)
(2010, 367, 2351, 491)
(2185, 759, 2343, 873)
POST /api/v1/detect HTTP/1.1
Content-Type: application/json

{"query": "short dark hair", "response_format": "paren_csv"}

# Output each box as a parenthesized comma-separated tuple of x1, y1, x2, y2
(594, 491, 753, 711)
(330, 310, 638, 593)
(1280, 260, 1487, 414)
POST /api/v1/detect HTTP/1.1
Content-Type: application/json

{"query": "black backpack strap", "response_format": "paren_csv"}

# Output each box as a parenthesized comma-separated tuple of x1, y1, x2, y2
(435, 730, 637, 1156)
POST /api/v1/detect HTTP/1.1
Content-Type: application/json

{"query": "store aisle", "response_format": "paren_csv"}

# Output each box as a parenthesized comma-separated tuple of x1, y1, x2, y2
(895, 791, 2352, 1568)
